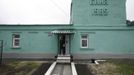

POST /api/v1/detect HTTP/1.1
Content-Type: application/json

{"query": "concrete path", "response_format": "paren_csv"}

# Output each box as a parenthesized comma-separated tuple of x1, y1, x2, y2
(51, 64, 72, 75)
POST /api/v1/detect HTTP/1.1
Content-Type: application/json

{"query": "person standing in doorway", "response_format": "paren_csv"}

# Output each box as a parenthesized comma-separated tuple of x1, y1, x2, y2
(62, 43, 65, 55)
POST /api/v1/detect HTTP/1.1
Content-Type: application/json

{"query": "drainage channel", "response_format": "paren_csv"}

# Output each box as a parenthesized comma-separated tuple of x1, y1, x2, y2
(45, 62, 77, 75)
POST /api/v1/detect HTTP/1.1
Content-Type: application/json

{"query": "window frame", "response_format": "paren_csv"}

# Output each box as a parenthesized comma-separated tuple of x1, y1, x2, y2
(80, 34, 88, 48)
(12, 34, 20, 48)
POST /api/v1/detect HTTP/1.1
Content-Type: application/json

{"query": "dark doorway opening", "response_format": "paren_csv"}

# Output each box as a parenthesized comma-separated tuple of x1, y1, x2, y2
(59, 35, 66, 55)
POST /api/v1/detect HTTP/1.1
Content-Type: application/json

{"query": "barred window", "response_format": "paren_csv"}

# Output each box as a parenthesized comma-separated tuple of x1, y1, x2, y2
(12, 34, 20, 48)
(81, 34, 88, 48)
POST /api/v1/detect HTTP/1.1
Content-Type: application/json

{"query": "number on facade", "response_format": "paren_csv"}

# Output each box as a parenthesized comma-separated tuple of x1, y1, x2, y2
(92, 9, 108, 16)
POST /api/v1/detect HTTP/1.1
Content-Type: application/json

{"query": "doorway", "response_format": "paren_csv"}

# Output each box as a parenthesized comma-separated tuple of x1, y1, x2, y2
(58, 35, 70, 55)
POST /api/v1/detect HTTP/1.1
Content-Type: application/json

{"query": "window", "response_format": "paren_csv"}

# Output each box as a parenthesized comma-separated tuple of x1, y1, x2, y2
(90, 0, 108, 5)
(81, 34, 88, 48)
(12, 34, 20, 48)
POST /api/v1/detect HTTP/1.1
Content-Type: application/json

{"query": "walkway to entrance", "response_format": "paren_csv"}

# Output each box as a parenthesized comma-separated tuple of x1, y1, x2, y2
(51, 63, 72, 75)
(45, 62, 77, 75)
(45, 54, 76, 75)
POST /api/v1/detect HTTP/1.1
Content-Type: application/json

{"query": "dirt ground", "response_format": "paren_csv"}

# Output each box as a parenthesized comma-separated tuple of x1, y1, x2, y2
(75, 64, 93, 75)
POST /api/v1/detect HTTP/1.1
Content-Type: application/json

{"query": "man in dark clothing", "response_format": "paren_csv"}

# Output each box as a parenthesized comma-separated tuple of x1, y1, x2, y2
(62, 43, 65, 55)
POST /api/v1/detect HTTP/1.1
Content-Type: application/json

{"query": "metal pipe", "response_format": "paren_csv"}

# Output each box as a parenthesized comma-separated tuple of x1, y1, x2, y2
(0, 40, 3, 65)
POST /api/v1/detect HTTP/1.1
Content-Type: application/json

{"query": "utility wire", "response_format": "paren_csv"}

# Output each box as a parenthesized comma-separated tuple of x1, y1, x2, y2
(50, 0, 68, 16)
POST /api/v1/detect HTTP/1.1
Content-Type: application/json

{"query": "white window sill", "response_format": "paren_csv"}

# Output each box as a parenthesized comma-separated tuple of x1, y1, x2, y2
(12, 47, 21, 49)
(80, 48, 94, 50)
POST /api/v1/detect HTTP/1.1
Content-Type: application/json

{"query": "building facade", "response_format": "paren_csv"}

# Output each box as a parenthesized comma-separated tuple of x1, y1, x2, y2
(0, 0, 134, 59)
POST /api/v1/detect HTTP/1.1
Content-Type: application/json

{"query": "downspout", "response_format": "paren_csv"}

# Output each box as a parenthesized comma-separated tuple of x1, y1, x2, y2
(91, 59, 106, 65)
(0, 40, 3, 65)
(70, 0, 73, 24)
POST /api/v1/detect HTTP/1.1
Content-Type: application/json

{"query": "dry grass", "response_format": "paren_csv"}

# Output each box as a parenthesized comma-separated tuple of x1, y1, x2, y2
(0, 61, 46, 75)
(88, 62, 120, 75)
(88, 59, 134, 75)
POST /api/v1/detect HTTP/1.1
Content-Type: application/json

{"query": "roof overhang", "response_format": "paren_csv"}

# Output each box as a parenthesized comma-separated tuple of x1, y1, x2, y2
(51, 30, 75, 34)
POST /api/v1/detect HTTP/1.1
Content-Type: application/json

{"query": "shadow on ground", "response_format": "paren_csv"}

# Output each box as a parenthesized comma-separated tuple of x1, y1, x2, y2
(75, 64, 93, 75)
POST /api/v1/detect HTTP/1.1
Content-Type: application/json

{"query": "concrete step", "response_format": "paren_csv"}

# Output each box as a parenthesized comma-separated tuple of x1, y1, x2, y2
(57, 54, 71, 57)
(57, 59, 71, 63)
(56, 55, 71, 63)
(57, 57, 70, 60)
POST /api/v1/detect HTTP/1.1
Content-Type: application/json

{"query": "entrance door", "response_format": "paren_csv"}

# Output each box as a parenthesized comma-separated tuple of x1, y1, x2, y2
(65, 35, 70, 55)
(58, 35, 70, 55)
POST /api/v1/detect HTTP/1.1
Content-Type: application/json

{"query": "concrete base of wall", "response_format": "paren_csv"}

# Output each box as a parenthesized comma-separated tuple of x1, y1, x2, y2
(2, 53, 134, 60)
(72, 53, 134, 59)
(2, 53, 56, 60)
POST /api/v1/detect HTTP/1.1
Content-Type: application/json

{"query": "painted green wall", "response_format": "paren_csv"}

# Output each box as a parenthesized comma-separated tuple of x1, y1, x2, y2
(0, 26, 134, 58)
(71, 28, 134, 54)
(72, 0, 126, 26)
(0, 26, 59, 54)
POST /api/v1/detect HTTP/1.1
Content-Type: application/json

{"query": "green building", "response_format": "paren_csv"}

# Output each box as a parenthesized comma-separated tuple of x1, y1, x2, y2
(0, 0, 134, 59)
